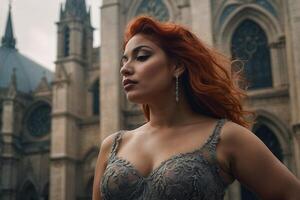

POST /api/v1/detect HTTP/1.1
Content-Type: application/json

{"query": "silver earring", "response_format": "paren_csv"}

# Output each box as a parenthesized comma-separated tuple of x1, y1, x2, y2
(176, 75, 179, 103)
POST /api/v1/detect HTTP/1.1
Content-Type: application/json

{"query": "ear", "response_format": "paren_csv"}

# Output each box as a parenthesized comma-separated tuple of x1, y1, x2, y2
(173, 64, 185, 77)
(169, 58, 185, 77)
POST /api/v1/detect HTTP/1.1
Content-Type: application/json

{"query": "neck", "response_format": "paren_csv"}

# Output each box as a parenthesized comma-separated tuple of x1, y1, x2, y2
(147, 92, 208, 129)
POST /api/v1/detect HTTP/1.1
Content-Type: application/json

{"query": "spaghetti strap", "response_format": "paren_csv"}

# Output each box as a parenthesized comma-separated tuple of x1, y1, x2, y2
(109, 130, 125, 160)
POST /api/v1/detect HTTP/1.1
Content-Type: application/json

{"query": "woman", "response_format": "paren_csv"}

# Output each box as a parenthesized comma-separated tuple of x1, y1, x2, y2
(93, 16, 300, 200)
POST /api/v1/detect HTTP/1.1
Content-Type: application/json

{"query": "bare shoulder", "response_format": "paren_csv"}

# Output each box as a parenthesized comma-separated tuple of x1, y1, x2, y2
(101, 132, 119, 149)
(220, 120, 258, 150)
(94, 131, 124, 172)
(100, 132, 121, 159)
(217, 120, 264, 169)
(93, 131, 123, 200)
(219, 119, 279, 158)
(222, 120, 253, 137)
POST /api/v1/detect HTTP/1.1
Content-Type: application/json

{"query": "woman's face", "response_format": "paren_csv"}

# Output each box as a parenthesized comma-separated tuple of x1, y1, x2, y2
(120, 34, 175, 104)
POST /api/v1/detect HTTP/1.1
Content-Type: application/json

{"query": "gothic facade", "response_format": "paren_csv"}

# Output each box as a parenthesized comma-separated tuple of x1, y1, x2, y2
(100, 0, 300, 200)
(0, 0, 300, 200)
(0, 5, 54, 200)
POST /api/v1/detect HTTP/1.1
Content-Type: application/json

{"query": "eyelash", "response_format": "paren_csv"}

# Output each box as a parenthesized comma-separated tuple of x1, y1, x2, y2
(120, 55, 150, 67)
(136, 55, 150, 61)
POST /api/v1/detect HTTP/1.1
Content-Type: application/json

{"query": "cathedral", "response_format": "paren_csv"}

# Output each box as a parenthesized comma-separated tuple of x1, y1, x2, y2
(0, 0, 300, 199)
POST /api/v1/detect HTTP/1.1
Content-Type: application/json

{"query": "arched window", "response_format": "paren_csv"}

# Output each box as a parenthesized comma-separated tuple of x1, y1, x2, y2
(63, 26, 70, 57)
(231, 20, 272, 89)
(92, 80, 99, 115)
(18, 181, 39, 200)
(255, 124, 283, 160)
(135, 0, 170, 21)
(26, 103, 52, 137)
(241, 123, 283, 200)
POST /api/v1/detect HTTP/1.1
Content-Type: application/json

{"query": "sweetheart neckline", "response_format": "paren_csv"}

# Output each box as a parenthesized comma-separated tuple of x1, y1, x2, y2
(113, 147, 209, 180)
(110, 123, 220, 180)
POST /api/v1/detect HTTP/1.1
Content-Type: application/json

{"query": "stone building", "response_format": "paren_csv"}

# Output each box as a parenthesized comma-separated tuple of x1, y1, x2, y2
(0, 5, 54, 200)
(0, 0, 300, 200)
(100, 0, 300, 199)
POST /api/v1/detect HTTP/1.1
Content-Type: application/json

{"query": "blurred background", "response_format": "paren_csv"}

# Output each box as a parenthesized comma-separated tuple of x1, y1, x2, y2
(0, 0, 299, 199)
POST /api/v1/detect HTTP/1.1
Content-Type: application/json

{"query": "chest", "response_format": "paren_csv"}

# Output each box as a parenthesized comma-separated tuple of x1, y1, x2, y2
(100, 151, 227, 200)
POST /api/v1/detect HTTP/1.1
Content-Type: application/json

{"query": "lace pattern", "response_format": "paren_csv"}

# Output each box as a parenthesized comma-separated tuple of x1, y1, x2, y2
(100, 118, 231, 200)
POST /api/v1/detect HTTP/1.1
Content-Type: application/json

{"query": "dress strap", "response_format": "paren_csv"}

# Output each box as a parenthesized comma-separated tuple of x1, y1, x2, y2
(208, 118, 228, 151)
(109, 130, 125, 160)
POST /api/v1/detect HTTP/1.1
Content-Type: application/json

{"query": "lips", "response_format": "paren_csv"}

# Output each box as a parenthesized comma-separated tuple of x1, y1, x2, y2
(122, 79, 138, 88)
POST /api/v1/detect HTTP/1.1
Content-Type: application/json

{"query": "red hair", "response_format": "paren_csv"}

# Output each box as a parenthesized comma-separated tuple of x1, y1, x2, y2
(124, 16, 256, 129)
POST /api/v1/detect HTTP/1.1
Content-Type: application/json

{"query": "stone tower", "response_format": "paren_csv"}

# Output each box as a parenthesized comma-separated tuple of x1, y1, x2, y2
(0, 8, 19, 199)
(50, 0, 93, 199)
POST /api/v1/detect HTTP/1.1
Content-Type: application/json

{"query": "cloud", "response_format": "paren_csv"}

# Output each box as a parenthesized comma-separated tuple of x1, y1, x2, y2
(0, 0, 101, 71)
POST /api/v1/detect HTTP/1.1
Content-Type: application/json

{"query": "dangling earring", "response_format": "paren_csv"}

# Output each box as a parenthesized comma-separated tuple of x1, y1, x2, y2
(175, 74, 179, 103)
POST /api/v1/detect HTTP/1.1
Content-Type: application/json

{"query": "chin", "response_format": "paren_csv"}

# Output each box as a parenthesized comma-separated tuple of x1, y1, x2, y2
(126, 92, 147, 104)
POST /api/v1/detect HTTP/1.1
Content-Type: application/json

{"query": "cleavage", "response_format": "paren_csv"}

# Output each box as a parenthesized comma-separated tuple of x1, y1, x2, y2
(114, 122, 218, 179)
(115, 151, 158, 178)
(114, 147, 205, 180)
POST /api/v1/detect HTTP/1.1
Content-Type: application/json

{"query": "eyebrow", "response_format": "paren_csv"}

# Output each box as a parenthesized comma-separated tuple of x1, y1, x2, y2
(122, 45, 153, 60)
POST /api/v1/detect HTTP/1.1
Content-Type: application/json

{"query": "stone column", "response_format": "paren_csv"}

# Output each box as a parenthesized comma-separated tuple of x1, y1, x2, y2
(190, 0, 213, 45)
(177, 0, 191, 27)
(269, 36, 288, 87)
(49, 64, 81, 200)
(0, 94, 18, 200)
(100, 0, 122, 140)
(285, 0, 300, 176)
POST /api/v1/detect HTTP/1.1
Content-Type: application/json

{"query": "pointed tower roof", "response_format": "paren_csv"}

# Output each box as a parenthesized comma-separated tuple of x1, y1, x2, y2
(1, 4, 16, 48)
(63, 0, 88, 20)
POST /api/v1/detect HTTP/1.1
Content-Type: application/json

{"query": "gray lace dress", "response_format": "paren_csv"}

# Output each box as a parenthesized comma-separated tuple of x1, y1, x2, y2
(100, 118, 233, 200)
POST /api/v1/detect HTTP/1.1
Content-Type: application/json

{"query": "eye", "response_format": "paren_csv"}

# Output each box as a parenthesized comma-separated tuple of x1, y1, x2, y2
(136, 55, 150, 62)
(120, 57, 127, 67)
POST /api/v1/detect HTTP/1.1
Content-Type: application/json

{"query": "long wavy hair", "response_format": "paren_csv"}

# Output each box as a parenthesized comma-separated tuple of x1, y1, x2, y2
(123, 16, 256, 129)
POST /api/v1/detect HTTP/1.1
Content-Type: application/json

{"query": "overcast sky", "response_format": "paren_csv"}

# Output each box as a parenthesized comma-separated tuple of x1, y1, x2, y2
(0, 0, 102, 71)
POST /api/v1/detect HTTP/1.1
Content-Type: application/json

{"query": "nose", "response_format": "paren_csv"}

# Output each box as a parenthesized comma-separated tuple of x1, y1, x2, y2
(120, 62, 134, 76)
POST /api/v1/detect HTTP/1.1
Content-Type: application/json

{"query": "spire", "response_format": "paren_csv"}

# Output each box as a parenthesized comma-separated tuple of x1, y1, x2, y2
(1, 2, 16, 48)
(64, 0, 88, 19)
(87, 6, 91, 24)
(59, 3, 64, 20)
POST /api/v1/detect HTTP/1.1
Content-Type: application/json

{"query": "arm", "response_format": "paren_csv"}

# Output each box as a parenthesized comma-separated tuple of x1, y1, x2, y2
(222, 122, 300, 200)
(92, 133, 118, 200)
